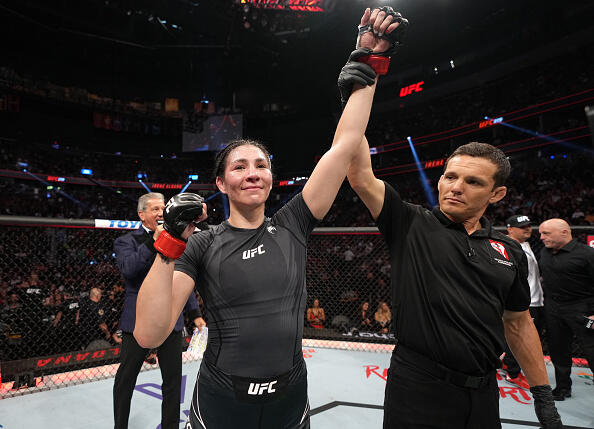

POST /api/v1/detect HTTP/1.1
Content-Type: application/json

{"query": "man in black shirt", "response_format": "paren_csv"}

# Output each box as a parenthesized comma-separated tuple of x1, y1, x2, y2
(78, 287, 111, 349)
(347, 139, 562, 428)
(538, 218, 594, 400)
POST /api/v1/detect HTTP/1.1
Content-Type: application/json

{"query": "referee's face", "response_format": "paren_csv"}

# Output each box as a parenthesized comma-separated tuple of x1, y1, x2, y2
(216, 144, 273, 208)
(438, 155, 507, 223)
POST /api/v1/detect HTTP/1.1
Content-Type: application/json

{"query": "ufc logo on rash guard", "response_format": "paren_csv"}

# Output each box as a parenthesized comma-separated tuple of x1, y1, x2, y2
(242, 244, 265, 260)
(247, 381, 277, 395)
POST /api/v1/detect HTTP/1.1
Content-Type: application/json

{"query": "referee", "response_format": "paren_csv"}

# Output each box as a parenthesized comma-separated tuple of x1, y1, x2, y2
(346, 136, 563, 427)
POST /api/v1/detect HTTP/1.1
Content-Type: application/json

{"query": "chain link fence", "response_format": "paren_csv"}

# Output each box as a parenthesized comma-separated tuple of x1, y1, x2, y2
(1, 217, 592, 398)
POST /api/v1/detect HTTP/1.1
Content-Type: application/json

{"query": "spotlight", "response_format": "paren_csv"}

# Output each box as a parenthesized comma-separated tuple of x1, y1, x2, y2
(450, 60, 455, 69)
(433, 66, 438, 74)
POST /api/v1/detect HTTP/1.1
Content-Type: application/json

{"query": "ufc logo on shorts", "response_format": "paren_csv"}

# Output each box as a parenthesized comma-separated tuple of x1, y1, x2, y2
(247, 381, 277, 395)
(242, 244, 265, 260)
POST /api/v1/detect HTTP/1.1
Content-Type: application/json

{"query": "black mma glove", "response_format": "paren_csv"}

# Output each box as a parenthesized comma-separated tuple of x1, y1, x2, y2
(337, 48, 377, 108)
(357, 6, 409, 57)
(154, 193, 204, 259)
(530, 385, 564, 429)
(356, 7, 409, 75)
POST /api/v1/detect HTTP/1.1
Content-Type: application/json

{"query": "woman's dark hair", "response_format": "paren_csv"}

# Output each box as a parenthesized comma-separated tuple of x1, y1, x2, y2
(444, 142, 510, 188)
(213, 139, 272, 181)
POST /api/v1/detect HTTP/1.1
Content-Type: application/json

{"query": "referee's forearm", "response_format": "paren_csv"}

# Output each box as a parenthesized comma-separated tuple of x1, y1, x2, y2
(504, 314, 549, 387)
(134, 255, 175, 348)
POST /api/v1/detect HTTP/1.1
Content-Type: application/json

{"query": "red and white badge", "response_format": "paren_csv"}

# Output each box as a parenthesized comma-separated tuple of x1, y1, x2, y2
(489, 240, 509, 260)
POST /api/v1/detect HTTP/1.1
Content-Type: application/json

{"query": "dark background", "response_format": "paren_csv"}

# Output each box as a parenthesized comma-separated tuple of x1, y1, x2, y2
(0, 0, 593, 172)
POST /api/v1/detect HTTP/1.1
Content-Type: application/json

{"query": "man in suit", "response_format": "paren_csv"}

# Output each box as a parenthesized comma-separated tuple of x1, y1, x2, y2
(113, 192, 206, 429)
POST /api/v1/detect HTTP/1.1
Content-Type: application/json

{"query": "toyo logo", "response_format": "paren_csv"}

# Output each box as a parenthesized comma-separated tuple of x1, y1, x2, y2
(95, 220, 142, 229)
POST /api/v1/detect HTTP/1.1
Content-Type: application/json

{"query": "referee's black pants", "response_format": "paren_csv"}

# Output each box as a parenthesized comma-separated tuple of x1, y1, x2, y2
(545, 298, 594, 391)
(383, 353, 500, 429)
(113, 330, 182, 429)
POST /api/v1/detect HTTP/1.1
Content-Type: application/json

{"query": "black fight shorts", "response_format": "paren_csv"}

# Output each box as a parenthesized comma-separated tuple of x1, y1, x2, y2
(186, 359, 310, 429)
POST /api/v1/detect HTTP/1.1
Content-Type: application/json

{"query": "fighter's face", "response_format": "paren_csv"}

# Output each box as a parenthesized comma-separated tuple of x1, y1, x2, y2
(438, 155, 506, 223)
(138, 198, 164, 231)
(216, 145, 273, 210)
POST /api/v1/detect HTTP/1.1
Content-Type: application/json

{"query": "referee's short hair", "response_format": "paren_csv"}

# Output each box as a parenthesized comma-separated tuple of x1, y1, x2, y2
(137, 192, 165, 213)
(445, 142, 511, 188)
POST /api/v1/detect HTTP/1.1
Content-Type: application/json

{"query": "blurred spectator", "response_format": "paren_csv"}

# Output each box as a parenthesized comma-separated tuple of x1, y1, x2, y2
(307, 299, 326, 329)
(374, 302, 392, 334)
(357, 301, 373, 331)
(78, 287, 111, 350)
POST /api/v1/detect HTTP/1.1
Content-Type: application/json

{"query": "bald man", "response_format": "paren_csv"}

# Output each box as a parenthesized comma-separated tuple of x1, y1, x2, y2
(78, 287, 111, 349)
(539, 218, 594, 400)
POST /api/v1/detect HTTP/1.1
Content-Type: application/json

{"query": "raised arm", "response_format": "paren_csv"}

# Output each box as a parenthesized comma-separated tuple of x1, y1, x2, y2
(302, 8, 403, 220)
(302, 73, 377, 219)
(346, 6, 409, 220)
(347, 135, 385, 220)
(134, 255, 195, 348)
(134, 193, 206, 348)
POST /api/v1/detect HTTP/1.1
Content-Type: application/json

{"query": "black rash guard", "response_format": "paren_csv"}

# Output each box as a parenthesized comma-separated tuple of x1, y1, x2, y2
(175, 193, 317, 378)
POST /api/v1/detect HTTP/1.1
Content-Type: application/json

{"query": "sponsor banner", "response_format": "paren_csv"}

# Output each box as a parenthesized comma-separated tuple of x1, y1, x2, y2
(341, 330, 395, 341)
(587, 235, 594, 248)
(1, 347, 121, 381)
(95, 219, 142, 229)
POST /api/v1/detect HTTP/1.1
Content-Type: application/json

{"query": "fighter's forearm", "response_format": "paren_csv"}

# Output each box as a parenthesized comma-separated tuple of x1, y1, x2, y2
(134, 255, 176, 348)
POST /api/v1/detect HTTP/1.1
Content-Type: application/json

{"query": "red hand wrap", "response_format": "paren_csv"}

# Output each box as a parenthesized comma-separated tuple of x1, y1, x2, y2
(154, 230, 186, 259)
(359, 55, 390, 75)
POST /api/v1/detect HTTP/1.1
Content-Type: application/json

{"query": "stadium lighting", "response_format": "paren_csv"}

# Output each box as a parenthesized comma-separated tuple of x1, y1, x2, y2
(80, 168, 93, 176)
(450, 60, 455, 69)
(188, 174, 199, 180)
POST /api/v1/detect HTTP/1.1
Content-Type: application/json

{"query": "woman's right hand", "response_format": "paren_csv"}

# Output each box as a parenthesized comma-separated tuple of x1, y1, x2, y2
(181, 203, 208, 240)
(153, 203, 208, 241)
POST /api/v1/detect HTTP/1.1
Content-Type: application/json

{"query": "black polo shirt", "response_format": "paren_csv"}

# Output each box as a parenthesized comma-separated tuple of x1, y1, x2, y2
(78, 298, 106, 343)
(538, 239, 594, 303)
(377, 182, 530, 375)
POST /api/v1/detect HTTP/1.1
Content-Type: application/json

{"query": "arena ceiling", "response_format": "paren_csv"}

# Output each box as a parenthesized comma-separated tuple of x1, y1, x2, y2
(1, 0, 592, 110)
